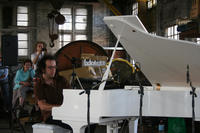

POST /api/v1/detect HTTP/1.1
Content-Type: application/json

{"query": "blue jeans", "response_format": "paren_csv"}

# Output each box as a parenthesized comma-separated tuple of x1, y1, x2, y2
(0, 79, 10, 110)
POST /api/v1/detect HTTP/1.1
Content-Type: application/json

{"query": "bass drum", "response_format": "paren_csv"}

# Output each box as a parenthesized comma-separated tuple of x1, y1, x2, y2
(111, 58, 152, 87)
(111, 58, 135, 86)
(55, 40, 108, 71)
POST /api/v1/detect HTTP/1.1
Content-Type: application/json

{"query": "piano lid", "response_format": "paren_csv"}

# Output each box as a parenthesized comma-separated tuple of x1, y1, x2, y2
(104, 15, 200, 87)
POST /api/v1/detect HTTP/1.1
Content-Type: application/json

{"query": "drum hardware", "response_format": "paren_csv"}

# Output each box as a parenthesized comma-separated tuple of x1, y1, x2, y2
(78, 78, 104, 133)
(64, 54, 93, 132)
(70, 57, 77, 89)
(65, 55, 82, 89)
(111, 58, 135, 87)
(79, 77, 113, 133)
(187, 64, 197, 133)
(79, 86, 91, 133)
(78, 73, 117, 133)
(70, 69, 84, 90)
(135, 62, 144, 133)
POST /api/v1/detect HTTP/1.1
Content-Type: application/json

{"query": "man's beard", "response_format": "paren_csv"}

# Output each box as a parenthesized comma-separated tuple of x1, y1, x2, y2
(49, 74, 55, 79)
(47, 73, 55, 79)
(49, 76, 54, 79)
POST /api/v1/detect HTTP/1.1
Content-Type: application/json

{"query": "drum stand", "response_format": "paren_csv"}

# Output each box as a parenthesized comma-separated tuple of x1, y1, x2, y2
(135, 63, 144, 133)
(66, 57, 91, 132)
(79, 77, 108, 133)
(187, 65, 197, 133)
(70, 57, 78, 89)
(79, 88, 91, 133)
(67, 57, 83, 90)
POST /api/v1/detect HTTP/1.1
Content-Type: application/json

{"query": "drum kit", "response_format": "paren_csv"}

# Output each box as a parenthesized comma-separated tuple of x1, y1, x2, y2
(55, 40, 151, 89)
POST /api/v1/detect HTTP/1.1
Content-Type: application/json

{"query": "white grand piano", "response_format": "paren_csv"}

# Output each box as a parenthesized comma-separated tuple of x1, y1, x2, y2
(52, 15, 200, 133)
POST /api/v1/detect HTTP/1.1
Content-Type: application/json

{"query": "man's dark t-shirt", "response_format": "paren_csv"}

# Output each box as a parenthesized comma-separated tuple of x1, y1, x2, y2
(34, 75, 69, 121)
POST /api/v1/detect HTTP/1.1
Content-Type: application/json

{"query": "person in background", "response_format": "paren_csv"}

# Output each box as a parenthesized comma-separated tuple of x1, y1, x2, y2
(31, 41, 47, 70)
(34, 54, 72, 132)
(13, 59, 35, 108)
(0, 55, 10, 112)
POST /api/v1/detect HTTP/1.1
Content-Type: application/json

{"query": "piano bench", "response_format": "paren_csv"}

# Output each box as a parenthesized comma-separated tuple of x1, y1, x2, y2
(32, 123, 71, 133)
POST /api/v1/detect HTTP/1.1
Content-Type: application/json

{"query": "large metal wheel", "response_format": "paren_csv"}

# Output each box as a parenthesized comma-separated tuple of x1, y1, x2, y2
(55, 40, 108, 71)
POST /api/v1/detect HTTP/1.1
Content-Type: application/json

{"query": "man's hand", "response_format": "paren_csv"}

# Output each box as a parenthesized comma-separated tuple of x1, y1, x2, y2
(37, 100, 61, 111)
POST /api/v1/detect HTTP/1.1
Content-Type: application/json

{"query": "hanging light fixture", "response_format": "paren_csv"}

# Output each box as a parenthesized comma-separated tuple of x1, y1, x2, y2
(47, 10, 65, 47)
(47, 0, 65, 47)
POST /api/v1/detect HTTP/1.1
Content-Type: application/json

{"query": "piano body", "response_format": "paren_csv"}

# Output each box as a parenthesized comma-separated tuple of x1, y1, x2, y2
(52, 15, 200, 133)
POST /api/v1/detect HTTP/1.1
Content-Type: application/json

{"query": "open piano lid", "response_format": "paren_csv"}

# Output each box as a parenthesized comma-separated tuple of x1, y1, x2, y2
(104, 15, 200, 87)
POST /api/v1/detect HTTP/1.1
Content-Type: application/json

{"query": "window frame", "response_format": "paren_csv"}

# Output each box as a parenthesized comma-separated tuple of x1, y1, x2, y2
(196, 38, 200, 44)
(132, 2, 138, 15)
(165, 25, 180, 40)
(17, 6, 29, 27)
(147, 0, 157, 9)
(16, 5, 30, 58)
(59, 5, 92, 48)
(17, 32, 29, 57)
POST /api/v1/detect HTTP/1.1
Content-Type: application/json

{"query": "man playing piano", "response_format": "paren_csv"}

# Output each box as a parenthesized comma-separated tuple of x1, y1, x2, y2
(34, 54, 73, 132)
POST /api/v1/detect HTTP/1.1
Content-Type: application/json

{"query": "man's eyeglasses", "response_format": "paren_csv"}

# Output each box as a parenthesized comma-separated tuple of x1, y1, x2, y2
(47, 66, 57, 69)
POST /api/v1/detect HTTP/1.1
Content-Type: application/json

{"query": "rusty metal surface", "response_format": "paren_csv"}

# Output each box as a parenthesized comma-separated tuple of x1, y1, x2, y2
(55, 40, 107, 71)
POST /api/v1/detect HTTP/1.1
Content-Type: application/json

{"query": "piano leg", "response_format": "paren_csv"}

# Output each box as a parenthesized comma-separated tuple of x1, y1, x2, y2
(104, 117, 138, 133)
(62, 117, 138, 133)
(128, 117, 138, 133)
(106, 122, 120, 133)
(62, 121, 87, 133)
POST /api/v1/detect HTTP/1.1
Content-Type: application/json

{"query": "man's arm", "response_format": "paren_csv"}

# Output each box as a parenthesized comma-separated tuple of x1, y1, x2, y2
(37, 99, 61, 111)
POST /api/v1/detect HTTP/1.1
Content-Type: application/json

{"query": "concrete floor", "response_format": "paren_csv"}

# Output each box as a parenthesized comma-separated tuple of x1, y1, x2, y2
(0, 109, 200, 133)
(0, 113, 157, 133)
(0, 119, 32, 133)
(0, 111, 33, 133)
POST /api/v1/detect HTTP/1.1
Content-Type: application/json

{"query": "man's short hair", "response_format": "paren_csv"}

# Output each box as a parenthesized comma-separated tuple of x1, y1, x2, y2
(36, 54, 56, 76)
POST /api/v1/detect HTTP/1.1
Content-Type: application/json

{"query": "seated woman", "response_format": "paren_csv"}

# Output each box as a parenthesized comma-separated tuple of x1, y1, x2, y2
(12, 59, 35, 108)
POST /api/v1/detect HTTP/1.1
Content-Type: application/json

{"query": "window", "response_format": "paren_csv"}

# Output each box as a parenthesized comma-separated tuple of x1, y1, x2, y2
(147, 0, 157, 9)
(18, 33, 28, 56)
(166, 25, 180, 40)
(132, 2, 138, 15)
(59, 6, 89, 48)
(17, 6, 28, 26)
(196, 38, 200, 44)
(17, 6, 29, 57)
(151, 32, 156, 35)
